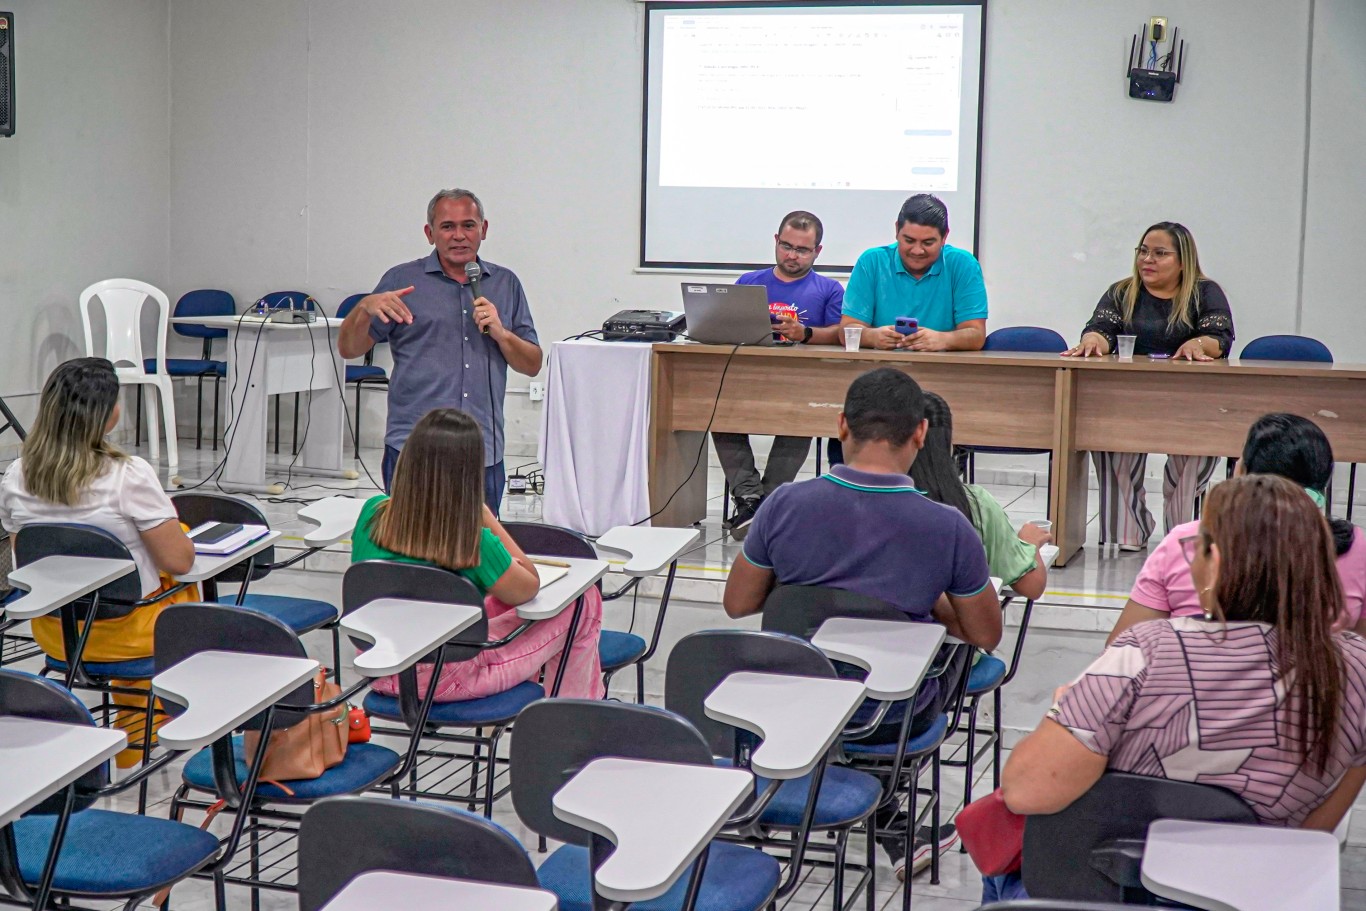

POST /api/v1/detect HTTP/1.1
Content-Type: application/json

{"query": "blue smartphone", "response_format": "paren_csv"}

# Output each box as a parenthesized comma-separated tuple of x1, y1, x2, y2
(895, 317, 919, 335)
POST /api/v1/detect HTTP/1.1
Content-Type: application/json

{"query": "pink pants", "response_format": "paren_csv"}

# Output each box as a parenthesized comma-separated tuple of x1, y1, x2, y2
(370, 588, 605, 702)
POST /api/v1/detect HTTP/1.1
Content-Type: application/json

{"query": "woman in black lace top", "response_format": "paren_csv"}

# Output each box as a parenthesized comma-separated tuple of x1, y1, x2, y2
(1063, 222, 1235, 550)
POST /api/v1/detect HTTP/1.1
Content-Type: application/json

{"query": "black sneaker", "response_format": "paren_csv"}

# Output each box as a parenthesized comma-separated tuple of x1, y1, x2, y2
(728, 498, 761, 540)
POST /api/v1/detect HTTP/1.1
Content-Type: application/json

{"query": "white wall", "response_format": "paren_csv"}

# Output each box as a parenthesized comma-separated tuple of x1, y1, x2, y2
(0, 1, 1351, 456)
(1300, 0, 1366, 355)
(0, 0, 170, 432)
(978, 0, 1310, 341)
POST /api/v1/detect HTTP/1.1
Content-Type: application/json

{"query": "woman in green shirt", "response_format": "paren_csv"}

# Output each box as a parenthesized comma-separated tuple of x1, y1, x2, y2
(910, 392, 1051, 600)
(351, 408, 604, 701)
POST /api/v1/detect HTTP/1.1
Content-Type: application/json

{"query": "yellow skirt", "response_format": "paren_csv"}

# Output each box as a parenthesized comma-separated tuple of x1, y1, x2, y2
(32, 575, 201, 767)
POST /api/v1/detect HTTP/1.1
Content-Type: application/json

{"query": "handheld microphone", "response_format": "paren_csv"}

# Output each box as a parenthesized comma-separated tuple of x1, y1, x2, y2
(465, 261, 489, 334)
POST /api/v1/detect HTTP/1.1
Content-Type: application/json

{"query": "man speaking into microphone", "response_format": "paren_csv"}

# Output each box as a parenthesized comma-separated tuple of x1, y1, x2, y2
(338, 188, 542, 513)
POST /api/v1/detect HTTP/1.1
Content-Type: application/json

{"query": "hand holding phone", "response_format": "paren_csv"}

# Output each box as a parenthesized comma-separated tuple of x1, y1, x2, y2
(895, 316, 920, 336)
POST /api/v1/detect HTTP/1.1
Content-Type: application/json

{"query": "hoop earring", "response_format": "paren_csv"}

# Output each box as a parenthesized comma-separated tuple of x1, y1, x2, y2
(1199, 584, 1215, 620)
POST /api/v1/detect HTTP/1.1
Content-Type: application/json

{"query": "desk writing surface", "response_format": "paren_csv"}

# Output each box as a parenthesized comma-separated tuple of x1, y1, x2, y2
(703, 672, 864, 779)
(1141, 818, 1338, 911)
(551, 757, 753, 903)
(3, 556, 137, 620)
(177, 530, 283, 583)
(0, 718, 126, 827)
(515, 557, 609, 621)
(319, 871, 558, 911)
(153, 651, 319, 751)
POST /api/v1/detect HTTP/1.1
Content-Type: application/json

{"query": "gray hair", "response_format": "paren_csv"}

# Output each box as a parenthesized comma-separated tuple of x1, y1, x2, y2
(427, 188, 485, 225)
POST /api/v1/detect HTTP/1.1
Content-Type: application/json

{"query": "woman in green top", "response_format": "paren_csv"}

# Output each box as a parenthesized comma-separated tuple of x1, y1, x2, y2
(351, 408, 604, 701)
(910, 392, 1051, 600)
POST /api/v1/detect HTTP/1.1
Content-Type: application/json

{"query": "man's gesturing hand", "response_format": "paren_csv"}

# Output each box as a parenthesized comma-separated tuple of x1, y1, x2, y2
(359, 286, 415, 325)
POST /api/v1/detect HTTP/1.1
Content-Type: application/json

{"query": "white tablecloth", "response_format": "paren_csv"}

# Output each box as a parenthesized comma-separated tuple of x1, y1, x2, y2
(539, 340, 653, 535)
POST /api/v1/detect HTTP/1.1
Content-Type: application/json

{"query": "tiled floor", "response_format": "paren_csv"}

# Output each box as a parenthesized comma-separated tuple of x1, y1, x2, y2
(6, 440, 1366, 910)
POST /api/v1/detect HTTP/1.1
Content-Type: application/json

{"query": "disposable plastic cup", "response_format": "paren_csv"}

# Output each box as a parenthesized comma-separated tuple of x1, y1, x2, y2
(843, 327, 862, 353)
(1117, 335, 1137, 359)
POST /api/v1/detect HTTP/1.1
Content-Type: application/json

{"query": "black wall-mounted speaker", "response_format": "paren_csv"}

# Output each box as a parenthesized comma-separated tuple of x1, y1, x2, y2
(0, 13, 13, 136)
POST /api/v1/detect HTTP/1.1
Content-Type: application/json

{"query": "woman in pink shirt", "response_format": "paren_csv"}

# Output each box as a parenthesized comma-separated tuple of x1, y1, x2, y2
(1107, 413, 1366, 645)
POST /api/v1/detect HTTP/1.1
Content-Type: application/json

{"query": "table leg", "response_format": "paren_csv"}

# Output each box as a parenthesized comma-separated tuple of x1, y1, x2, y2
(298, 330, 355, 483)
(648, 350, 708, 528)
(1050, 368, 1088, 566)
(218, 325, 272, 490)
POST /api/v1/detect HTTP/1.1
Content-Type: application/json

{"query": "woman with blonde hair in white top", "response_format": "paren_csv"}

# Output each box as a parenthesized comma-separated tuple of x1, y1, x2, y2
(0, 357, 197, 765)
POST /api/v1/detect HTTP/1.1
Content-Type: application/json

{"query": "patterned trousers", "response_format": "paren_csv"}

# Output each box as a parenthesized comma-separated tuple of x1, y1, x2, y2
(1092, 451, 1219, 547)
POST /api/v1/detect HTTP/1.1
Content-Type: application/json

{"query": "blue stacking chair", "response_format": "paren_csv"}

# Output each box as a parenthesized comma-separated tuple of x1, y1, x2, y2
(963, 327, 1070, 504)
(950, 588, 1039, 811)
(161, 603, 438, 909)
(297, 797, 541, 911)
(512, 698, 783, 911)
(15, 524, 193, 783)
(502, 521, 676, 705)
(344, 560, 544, 817)
(666, 629, 883, 911)
(335, 293, 391, 459)
(171, 493, 343, 681)
(0, 670, 225, 910)
(1237, 335, 1355, 518)
(256, 290, 318, 455)
(1022, 773, 1255, 903)
(138, 289, 233, 452)
(760, 585, 974, 908)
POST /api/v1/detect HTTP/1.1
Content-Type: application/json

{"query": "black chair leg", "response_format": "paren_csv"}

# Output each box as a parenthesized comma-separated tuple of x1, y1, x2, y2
(635, 660, 646, 704)
(991, 687, 1003, 789)
(273, 396, 280, 455)
(1349, 464, 1358, 522)
(354, 382, 363, 460)
(292, 392, 301, 455)
(195, 377, 205, 450)
(135, 386, 143, 447)
(212, 374, 221, 452)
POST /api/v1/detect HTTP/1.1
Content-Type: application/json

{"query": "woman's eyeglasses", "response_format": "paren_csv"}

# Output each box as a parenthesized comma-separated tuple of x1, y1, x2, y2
(1135, 246, 1176, 261)
(1179, 535, 1201, 564)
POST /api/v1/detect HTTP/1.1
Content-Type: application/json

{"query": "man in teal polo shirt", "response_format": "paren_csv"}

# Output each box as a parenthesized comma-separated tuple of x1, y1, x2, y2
(841, 193, 988, 352)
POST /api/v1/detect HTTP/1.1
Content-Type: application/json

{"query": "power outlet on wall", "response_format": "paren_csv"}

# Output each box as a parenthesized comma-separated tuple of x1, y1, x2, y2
(529, 381, 545, 402)
(1148, 16, 1168, 42)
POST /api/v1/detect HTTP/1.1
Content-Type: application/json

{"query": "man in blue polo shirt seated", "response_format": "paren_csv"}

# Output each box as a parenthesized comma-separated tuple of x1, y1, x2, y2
(723, 366, 1000, 878)
(717, 211, 846, 538)
(841, 193, 988, 352)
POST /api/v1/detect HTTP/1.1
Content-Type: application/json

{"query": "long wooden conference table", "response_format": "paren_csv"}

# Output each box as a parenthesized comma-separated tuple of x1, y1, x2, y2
(647, 344, 1366, 565)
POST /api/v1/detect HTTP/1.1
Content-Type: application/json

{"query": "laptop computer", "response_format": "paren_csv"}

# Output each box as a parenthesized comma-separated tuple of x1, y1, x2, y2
(679, 283, 780, 346)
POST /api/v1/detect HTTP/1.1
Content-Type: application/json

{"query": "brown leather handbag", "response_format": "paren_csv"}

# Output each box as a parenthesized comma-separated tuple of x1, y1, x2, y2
(242, 669, 348, 788)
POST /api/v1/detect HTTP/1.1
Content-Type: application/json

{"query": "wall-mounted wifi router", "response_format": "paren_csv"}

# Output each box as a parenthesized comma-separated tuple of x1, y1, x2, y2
(1126, 17, 1185, 103)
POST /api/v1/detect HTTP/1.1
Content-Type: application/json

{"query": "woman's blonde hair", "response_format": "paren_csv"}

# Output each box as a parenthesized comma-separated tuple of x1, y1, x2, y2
(22, 357, 127, 506)
(369, 408, 484, 569)
(1110, 221, 1207, 332)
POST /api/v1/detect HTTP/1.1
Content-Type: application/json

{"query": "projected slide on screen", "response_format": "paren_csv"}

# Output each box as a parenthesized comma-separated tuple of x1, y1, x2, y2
(659, 13, 964, 192)
(642, 3, 985, 271)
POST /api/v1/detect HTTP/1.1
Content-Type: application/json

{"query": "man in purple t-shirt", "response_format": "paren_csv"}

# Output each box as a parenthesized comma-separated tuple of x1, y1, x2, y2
(723, 367, 999, 641)
(724, 366, 1000, 874)
(717, 211, 847, 539)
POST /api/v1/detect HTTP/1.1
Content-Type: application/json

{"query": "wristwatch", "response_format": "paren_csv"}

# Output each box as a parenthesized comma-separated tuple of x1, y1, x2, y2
(800, 324, 814, 344)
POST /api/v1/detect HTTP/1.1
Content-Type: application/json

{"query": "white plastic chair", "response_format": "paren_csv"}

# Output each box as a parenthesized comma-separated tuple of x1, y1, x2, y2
(79, 279, 179, 473)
